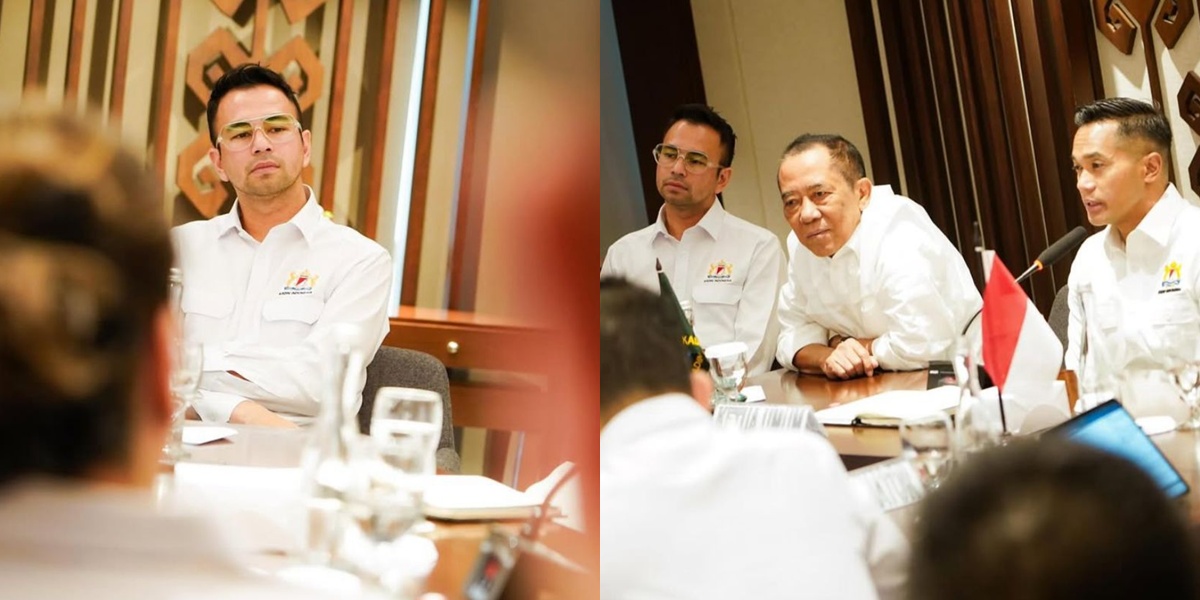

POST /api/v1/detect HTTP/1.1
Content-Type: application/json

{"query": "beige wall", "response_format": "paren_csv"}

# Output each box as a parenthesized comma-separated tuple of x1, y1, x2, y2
(472, 0, 599, 317)
(1095, 19, 1200, 206)
(690, 0, 871, 243)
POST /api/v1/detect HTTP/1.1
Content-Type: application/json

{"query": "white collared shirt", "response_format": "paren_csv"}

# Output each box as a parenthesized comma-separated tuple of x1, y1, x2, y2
(0, 479, 339, 599)
(600, 393, 908, 600)
(1065, 184, 1200, 377)
(600, 201, 786, 375)
(173, 187, 392, 424)
(776, 186, 982, 371)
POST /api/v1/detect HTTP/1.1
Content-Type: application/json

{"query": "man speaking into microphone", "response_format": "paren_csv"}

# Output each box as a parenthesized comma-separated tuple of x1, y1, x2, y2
(775, 134, 981, 380)
(1066, 98, 1200, 379)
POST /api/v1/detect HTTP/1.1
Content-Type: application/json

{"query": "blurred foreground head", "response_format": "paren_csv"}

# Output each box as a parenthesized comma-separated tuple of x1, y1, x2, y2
(0, 110, 173, 488)
(909, 438, 1196, 600)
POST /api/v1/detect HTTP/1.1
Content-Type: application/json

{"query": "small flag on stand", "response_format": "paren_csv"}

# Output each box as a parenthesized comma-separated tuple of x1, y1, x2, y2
(657, 259, 708, 371)
(981, 254, 1064, 431)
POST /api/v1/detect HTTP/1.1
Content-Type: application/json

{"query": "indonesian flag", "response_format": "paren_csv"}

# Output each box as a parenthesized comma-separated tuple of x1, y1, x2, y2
(981, 255, 1064, 393)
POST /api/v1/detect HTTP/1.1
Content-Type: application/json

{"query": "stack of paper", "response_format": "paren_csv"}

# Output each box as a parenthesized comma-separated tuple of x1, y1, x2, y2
(815, 386, 960, 426)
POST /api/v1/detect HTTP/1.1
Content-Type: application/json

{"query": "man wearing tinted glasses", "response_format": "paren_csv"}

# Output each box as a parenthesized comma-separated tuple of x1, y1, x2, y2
(601, 104, 785, 376)
(172, 63, 392, 427)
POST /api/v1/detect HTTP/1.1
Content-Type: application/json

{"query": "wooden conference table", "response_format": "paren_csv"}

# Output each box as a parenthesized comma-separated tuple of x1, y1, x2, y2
(748, 368, 1200, 524)
(180, 423, 515, 596)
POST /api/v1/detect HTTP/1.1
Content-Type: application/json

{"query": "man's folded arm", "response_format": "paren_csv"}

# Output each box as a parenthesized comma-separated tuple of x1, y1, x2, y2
(776, 278, 829, 373)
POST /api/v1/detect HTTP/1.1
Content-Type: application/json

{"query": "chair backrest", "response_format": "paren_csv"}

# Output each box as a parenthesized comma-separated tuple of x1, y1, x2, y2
(1049, 284, 1070, 357)
(362, 345, 461, 473)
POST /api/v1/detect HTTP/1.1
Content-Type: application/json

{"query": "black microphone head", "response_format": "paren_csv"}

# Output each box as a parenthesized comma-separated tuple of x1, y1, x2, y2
(1036, 226, 1089, 267)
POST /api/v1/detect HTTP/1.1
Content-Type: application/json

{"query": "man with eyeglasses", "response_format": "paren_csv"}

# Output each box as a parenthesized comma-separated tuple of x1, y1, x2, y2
(172, 63, 392, 427)
(601, 104, 785, 376)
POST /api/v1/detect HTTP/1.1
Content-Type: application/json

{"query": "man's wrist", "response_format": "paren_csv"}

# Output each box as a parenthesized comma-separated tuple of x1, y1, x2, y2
(828, 334, 845, 348)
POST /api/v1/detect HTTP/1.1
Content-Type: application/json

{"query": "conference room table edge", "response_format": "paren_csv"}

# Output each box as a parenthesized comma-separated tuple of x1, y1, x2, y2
(747, 367, 1200, 524)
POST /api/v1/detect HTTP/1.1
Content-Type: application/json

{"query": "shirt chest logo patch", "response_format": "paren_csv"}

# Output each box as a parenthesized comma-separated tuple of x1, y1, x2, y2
(1160, 261, 1183, 294)
(705, 260, 733, 282)
(281, 269, 319, 295)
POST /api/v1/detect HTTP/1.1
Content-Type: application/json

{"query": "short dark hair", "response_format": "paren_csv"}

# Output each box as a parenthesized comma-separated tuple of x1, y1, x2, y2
(909, 438, 1196, 600)
(665, 104, 737, 167)
(206, 63, 304, 146)
(781, 133, 867, 186)
(600, 278, 692, 409)
(1074, 97, 1172, 157)
(0, 110, 173, 487)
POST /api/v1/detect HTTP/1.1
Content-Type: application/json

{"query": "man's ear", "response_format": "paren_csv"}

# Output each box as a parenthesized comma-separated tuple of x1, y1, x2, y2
(208, 147, 230, 182)
(714, 166, 733, 195)
(143, 307, 173, 427)
(301, 129, 312, 169)
(855, 177, 873, 210)
(1143, 151, 1164, 182)
(689, 370, 714, 411)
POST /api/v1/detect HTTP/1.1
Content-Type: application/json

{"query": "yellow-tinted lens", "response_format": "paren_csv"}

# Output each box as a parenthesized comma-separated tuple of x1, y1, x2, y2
(262, 115, 297, 135)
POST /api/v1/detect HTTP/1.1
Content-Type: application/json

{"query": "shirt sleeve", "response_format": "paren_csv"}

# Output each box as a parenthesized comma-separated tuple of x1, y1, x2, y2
(734, 234, 787, 375)
(201, 247, 393, 415)
(600, 244, 617, 278)
(869, 242, 981, 372)
(776, 238, 829, 370)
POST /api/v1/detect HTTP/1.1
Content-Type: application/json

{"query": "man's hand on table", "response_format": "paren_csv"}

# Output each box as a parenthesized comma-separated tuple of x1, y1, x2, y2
(822, 337, 879, 380)
(229, 400, 299, 428)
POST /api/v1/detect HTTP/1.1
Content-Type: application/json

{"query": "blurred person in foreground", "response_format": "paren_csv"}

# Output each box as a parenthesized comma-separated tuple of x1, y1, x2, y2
(174, 63, 394, 431)
(0, 110, 332, 599)
(909, 438, 1196, 600)
(600, 277, 908, 600)
(775, 134, 980, 380)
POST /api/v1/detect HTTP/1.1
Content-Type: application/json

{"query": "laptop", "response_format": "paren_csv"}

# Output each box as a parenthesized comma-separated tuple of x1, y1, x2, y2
(1047, 399, 1189, 498)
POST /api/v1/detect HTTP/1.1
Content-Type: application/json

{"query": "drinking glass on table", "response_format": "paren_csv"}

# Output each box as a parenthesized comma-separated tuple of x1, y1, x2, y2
(705, 341, 748, 407)
(161, 342, 202, 465)
(899, 411, 954, 489)
(370, 387, 443, 533)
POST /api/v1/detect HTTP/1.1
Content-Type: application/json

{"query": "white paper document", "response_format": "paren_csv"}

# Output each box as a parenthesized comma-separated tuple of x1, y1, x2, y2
(182, 426, 237, 445)
(815, 385, 960, 426)
(424, 475, 541, 521)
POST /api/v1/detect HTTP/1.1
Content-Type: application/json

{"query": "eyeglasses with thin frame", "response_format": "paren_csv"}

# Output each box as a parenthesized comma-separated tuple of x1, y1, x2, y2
(652, 143, 724, 175)
(216, 113, 302, 151)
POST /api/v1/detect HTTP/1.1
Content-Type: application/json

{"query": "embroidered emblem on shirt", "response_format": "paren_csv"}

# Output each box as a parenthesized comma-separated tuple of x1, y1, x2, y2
(281, 270, 319, 295)
(1160, 261, 1183, 294)
(705, 260, 733, 282)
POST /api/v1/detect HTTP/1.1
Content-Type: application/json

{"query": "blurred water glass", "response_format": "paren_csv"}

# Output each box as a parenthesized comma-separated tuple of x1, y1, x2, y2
(1117, 366, 1190, 426)
(900, 412, 954, 489)
(161, 342, 202, 465)
(344, 435, 422, 544)
(705, 341, 748, 407)
(1075, 284, 1118, 413)
(370, 387, 443, 532)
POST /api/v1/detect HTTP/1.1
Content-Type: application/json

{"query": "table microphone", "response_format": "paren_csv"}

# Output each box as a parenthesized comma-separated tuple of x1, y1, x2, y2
(959, 226, 1089, 336)
(1013, 226, 1089, 285)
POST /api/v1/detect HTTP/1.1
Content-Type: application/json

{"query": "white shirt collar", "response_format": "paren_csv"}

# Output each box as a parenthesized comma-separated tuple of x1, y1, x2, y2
(1103, 184, 1184, 251)
(652, 200, 727, 241)
(217, 185, 324, 243)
